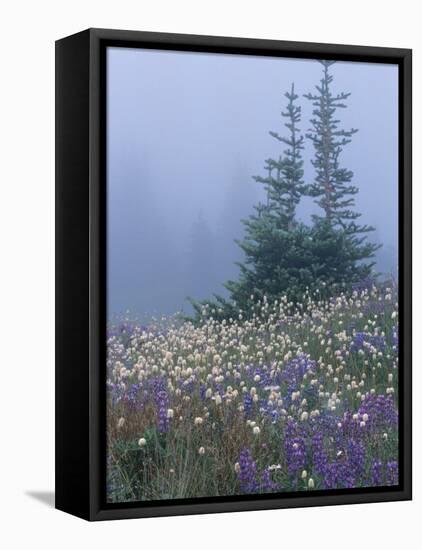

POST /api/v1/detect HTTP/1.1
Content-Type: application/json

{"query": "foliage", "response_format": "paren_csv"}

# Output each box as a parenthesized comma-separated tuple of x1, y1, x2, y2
(304, 60, 380, 279)
(254, 83, 307, 231)
(191, 62, 380, 320)
(304, 60, 359, 225)
(107, 285, 399, 502)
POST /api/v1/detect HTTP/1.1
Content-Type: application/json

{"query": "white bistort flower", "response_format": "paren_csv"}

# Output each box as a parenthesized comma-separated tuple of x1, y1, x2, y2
(117, 417, 125, 429)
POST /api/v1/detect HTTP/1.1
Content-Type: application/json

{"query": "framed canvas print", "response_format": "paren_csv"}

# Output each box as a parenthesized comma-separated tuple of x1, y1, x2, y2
(55, 28, 412, 521)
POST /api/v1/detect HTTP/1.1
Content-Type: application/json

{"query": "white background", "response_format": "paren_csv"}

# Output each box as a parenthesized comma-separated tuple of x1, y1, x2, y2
(0, 1, 418, 548)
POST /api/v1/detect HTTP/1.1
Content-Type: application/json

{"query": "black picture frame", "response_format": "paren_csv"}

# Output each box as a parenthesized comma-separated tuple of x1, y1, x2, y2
(55, 28, 412, 521)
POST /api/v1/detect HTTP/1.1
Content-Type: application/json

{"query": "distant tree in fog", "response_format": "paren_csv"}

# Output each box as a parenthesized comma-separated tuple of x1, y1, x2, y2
(215, 164, 260, 288)
(186, 212, 218, 302)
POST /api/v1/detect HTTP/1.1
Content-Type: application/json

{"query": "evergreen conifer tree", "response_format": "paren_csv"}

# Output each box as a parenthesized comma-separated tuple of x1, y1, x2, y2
(190, 67, 381, 322)
(190, 84, 313, 320)
(304, 60, 379, 284)
(220, 84, 315, 312)
(305, 61, 358, 225)
(254, 83, 307, 231)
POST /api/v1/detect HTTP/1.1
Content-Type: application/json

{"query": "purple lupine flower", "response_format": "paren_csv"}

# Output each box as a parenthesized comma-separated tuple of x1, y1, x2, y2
(237, 449, 259, 493)
(215, 383, 225, 398)
(122, 383, 142, 410)
(280, 355, 316, 410)
(284, 420, 307, 479)
(107, 381, 124, 405)
(249, 367, 272, 387)
(358, 394, 398, 431)
(260, 468, 279, 492)
(311, 430, 329, 480)
(350, 332, 386, 354)
(180, 376, 196, 395)
(347, 439, 366, 479)
(199, 384, 207, 401)
(147, 376, 169, 433)
(280, 355, 316, 390)
(350, 331, 366, 352)
(371, 460, 383, 486)
(324, 460, 355, 489)
(260, 400, 283, 424)
(243, 393, 254, 418)
(156, 389, 169, 433)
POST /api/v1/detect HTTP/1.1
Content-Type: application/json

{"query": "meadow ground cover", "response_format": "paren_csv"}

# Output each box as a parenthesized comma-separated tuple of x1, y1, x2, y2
(106, 284, 399, 502)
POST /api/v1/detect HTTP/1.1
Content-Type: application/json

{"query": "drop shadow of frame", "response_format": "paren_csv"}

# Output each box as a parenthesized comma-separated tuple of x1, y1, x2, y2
(26, 491, 55, 508)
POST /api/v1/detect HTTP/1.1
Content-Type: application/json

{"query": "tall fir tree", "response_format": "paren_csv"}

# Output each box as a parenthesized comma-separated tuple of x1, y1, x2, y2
(304, 60, 379, 283)
(190, 83, 313, 320)
(221, 83, 316, 312)
(254, 83, 308, 231)
(190, 67, 381, 322)
(304, 60, 358, 226)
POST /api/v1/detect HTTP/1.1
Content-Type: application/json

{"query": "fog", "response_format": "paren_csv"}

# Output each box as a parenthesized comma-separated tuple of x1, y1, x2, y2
(107, 47, 398, 318)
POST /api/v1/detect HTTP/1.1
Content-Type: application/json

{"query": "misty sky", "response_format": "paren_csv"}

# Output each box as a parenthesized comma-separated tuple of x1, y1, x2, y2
(107, 46, 398, 319)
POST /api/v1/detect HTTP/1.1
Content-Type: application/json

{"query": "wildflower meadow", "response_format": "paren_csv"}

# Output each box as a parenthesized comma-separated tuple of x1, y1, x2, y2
(106, 285, 399, 502)
(106, 52, 399, 503)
